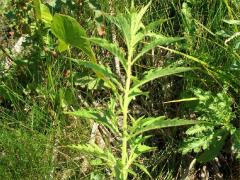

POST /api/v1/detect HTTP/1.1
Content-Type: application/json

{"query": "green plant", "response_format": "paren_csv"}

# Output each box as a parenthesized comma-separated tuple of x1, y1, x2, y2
(3, 0, 240, 179)
(181, 88, 240, 162)
(50, 2, 200, 179)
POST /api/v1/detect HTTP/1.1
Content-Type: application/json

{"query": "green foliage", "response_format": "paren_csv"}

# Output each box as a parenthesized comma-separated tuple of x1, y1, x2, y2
(131, 67, 193, 91)
(65, 108, 120, 135)
(66, 2, 195, 179)
(1, 0, 240, 179)
(232, 129, 240, 159)
(181, 89, 238, 162)
(0, 0, 10, 14)
(70, 143, 117, 168)
(89, 37, 128, 71)
(0, 128, 51, 179)
(130, 117, 197, 138)
(51, 13, 94, 59)
(33, 0, 53, 25)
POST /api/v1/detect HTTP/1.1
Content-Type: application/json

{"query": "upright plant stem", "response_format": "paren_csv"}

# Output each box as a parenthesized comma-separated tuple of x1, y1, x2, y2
(121, 53, 132, 180)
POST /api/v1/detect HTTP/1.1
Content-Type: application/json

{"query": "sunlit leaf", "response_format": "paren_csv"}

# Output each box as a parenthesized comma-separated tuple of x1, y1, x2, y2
(66, 57, 122, 91)
(89, 37, 127, 71)
(33, 0, 41, 19)
(127, 169, 137, 178)
(133, 163, 153, 179)
(65, 109, 120, 135)
(106, 14, 131, 48)
(130, 1, 151, 35)
(51, 13, 95, 60)
(145, 18, 171, 31)
(33, 0, 53, 25)
(133, 37, 184, 64)
(130, 117, 197, 138)
(70, 143, 116, 166)
(128, 135, 155, 163)
(128, 87, 148, 103)
(131, 67, 193, 92)
(223, 19, 240, 25)
(164, 97, 198, 104)
(57, 39, 69, 52)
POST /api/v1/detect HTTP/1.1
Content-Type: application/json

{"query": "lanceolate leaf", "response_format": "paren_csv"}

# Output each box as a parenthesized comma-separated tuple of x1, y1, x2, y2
(128, 135, 155, 166)
(89, 37, 128, 71)
(130, 67, 193, 92)
(106, 1, 151, 51)
(130, 117, 197, 138)
(223, 19, 240, 25)
(128, 87, 148, 103)
(132, 32, 145, 48)
(133, 163, 153, 179)
(145, 18, 171, 31)
(130, 1, 151, 36)
(65, 109, 120, 135)
(51, 13, 95, 60)
(127, 169, 137, 178)
(128, 144, 155, 167)
(106, 14, 131, 49)
(67, 57, 122, 91)
(70, 143, 116, 165)
(133, 37, 184, 64)
(131, 116, 165, 133)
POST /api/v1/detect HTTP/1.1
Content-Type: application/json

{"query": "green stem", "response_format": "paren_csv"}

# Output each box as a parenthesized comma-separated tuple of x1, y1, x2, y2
(121, 52, 132, 180)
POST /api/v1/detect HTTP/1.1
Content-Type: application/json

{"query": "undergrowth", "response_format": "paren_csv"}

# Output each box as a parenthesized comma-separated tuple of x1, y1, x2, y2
(0, 0, 239, 179)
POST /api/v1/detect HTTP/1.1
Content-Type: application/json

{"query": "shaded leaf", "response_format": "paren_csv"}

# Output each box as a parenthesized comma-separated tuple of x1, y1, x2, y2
(232, 129, 240, 159)
(197, 129, 228, 163)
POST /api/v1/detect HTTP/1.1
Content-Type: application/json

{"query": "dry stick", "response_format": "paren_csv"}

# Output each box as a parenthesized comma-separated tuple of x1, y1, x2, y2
(109, 0, 124, 83)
